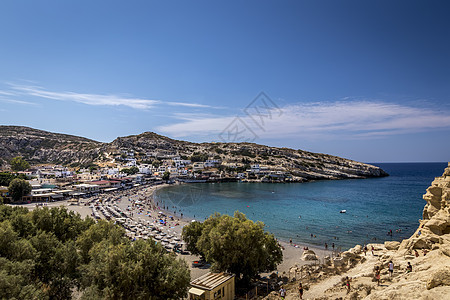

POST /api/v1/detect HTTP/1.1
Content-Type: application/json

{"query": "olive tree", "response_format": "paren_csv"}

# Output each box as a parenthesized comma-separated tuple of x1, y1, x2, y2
(183, 211, 283, 286)
(10, 157, 30, 172)
(81, 239, 190, 299)
(8, 178, 32, 202)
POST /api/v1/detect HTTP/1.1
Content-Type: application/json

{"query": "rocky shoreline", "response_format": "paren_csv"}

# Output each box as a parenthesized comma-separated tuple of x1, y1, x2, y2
(266, 162, 450, 299)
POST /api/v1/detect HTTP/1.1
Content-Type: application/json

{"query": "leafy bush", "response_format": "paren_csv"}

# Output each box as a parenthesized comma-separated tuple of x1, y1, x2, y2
(0, 206, 190, 299)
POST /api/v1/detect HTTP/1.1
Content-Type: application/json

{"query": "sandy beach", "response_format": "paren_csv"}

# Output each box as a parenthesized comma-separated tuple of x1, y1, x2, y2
(13, 182, 333, 280)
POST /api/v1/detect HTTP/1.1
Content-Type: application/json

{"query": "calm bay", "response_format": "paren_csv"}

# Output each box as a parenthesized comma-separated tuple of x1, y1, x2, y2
(155, 162, 447, 250)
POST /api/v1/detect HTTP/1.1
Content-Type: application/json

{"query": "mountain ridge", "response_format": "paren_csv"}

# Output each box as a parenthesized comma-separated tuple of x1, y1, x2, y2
(0, 125, 388, 180)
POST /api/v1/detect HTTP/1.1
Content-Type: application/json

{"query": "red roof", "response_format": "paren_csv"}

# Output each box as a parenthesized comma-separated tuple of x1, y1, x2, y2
(90, 180, 110, 185)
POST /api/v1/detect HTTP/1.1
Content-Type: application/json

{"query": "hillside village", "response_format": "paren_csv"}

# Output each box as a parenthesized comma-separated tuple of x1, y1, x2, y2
(0, 126, 388, 203)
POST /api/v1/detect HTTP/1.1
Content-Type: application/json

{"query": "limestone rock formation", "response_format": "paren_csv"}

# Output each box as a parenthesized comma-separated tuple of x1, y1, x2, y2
(302, 249, 318, 261)
(384, 241, 400, 250)
(427, 266, 450, 289)
(400, 163, 450, 252)
(273, 164, 450, 300)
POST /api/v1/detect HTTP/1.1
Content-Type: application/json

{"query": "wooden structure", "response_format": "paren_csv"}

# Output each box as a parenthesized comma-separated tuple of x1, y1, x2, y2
(188, 272, 235, 300)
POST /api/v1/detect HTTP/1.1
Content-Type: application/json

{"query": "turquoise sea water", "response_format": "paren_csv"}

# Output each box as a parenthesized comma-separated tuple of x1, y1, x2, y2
(155, 163, 447, 250)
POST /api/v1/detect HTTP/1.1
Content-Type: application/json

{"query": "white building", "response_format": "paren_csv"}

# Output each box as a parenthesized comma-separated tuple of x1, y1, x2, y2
(204, 159, 221, 168)
(193, 162, 205, 171)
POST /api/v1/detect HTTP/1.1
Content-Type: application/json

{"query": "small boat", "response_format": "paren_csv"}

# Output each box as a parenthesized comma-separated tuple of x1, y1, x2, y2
(340, 210, 347, 213)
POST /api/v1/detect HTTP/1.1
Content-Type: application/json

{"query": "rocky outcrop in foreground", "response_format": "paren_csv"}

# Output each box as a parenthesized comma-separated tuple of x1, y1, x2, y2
(268, 163, 450, 299)
(399, 162, 450, 254)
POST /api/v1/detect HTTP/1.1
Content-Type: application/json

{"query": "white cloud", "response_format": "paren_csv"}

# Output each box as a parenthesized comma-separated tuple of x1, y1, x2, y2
(0, 97, 37, 106)
(9, 84, 158, 110)
(0, 91, 16, 96)
(4, 83, 215, 110)
(166, 102, 213, 108)
(157, 101, 450, 140)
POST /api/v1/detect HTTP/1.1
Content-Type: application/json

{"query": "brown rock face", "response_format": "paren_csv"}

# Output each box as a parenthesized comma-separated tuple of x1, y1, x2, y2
(401, 163, 450, 251)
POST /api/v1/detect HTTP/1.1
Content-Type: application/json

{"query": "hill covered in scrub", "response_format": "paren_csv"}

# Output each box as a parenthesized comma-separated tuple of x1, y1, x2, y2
(0, 125, 388, 181)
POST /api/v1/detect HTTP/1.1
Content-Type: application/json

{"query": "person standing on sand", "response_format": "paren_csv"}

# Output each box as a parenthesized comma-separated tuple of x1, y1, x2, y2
(388, 261, 394, 277)
(371, 245, 375, 255)
(298, 282, 303, 299)
(363, 244, 368, 256)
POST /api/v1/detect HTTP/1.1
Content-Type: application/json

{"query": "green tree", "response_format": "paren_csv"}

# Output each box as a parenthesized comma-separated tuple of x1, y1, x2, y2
(8, 178, 32, 202)
(152, 160, 161, 168)
(0, 172, 15, 186)
(162, 171, 170, 181)
(76, 220, 126, 263)
(0, 258, 47, 300)
(190, 153, 208, 162)
(80, 239, 190, 299)
(0, 206, 190, 299)
(10, 156, 30, 172)
(181, 221, 204, 256)
(121, 166, 139, 175)
(184, 211, 283, 286)
(0, 172, 28, 187)
(32, 207, 94, 242)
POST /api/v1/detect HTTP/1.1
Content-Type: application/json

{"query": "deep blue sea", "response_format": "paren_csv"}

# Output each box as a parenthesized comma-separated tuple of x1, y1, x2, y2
(155, 163, 447, 250)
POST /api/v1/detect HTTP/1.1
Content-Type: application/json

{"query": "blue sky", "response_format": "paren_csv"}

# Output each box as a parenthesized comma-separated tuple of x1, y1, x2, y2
(0, 0, 449, 162)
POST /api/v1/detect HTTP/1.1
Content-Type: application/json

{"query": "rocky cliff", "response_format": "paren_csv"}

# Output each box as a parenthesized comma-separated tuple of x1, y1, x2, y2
(271, 163, 450, 300)
(0, 126, 388, 180)
(399, 162, 450, 254)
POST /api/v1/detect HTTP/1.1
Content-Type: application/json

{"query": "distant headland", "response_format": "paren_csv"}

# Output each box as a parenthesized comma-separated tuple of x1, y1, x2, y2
(0, 125, 388, 182)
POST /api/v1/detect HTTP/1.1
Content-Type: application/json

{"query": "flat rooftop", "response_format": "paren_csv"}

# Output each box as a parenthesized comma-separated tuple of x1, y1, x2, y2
(190, 272, 234, 290)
